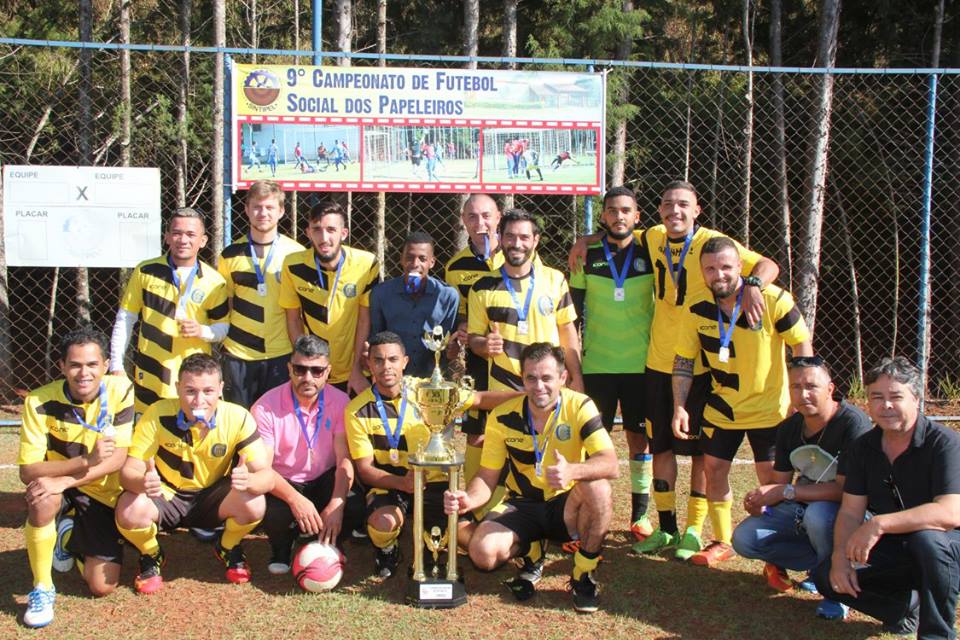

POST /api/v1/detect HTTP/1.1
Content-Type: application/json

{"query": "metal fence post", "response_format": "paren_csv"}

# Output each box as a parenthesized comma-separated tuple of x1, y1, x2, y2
(224, 54, 233, 247)
(918, 71, 939, 406)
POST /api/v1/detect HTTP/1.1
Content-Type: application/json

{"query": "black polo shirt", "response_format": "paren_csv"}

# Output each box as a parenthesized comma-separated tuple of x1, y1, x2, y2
(843, 415, 960, 520)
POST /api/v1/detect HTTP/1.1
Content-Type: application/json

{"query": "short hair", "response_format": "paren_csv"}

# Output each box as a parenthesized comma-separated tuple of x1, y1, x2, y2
(498, 208, 543, 237)
(787, 354, 832, 379)
(661, 180, 699, 201)
(178, 353, 221, 380)
(292, 335, 330, 359)
(864, 356, 923, 399)
(308, 200, 348, 226)
(168, 206, 206, 231)
(602, 186, 637, 208)
(461, 193, 499, 214)
(58, 326, 109, 362)
(520, 342, 565, 371)
(368, 330, 406, 354)
(700, 236, 739, 258)
(403, 231, 434, 251)
(246, 180, 285, 209)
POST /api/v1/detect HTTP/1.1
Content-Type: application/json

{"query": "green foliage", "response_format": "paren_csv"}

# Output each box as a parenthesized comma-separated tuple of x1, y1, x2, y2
(937, 374, 960, 401)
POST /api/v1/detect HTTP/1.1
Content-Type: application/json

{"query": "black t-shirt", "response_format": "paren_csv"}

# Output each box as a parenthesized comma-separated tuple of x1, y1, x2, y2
(844, 415, 960, 518)
(773, 400, 873, 477)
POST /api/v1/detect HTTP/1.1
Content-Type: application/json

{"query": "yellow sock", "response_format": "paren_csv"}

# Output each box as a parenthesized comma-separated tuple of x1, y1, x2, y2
(117, 522, 160, 557)
(368, 524, 401, 550)
(652, 488, 676, 513)
(525, 539, 543, 564)
(221, 516, 260, 549)
(686, 494, 709, 534)
(572, 548, 601, 580)
(25, 521, 57, 589)
(708, 500, 733, 544)
(464, 443, 483, 483)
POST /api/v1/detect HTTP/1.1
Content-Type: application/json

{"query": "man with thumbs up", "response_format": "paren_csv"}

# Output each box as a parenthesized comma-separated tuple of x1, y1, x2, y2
(18, 327, 134, 627)
(444, 343, 618, 613)
(114, 353, 273, 594)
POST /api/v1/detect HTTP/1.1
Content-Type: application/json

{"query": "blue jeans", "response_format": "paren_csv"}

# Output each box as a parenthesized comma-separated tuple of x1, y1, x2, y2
(732, 500, 839, 571)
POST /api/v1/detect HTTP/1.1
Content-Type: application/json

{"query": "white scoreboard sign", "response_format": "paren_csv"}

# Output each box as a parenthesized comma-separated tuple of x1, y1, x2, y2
(3, 165, 161, 268)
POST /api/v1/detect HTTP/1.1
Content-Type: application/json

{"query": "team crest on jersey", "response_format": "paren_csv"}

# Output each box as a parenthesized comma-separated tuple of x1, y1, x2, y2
(556, 423, 572, 441)
(537, 295, 554, 316)
(211, 443, 227, 457)
(634, 258, 646, 272)
(190, 289, 206, 304)
(343, 283, 358, 298)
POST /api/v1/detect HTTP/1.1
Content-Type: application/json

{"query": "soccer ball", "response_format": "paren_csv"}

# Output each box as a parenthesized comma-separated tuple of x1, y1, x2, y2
(293, 542, 345, 592)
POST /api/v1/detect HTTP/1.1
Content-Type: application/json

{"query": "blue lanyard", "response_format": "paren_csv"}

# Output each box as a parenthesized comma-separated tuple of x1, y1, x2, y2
(168, 255, 200, 315)
(68, 382, 109, 433)
(248, 233, 278, 287)
(527, 397, 562, 472)
(176, 409, 216, 432)
(372, 385, 408, 452)
(314, 250, 345, 307)
(717, 284, 745, 353)
(500, 266, 535, 323)
(602, 237, 635, 290)
(291, 386, 329, 452)
(663, 230, 694, 288)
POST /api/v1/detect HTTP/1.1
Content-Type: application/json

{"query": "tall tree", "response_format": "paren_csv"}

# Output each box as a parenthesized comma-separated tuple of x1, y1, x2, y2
(211, 0, 225, 259)
(75, 0, 93, 323)
(176, 0, 191, 207)
(611, 0, 634, 187)
(376, 0, 387, 279)
(770, 0, 793, 287)
(337, 0, 353, 228)
(795, 0, 840, 333)
(464, 0, 479, 68)
(739, 0, 755, 246)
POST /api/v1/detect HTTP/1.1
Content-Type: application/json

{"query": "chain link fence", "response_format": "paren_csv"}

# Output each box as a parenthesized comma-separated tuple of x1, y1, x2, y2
(0, 41, 955, 411)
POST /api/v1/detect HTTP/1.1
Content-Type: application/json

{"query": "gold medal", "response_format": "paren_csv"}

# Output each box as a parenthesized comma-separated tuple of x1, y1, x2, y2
(389, 448, 400, 463)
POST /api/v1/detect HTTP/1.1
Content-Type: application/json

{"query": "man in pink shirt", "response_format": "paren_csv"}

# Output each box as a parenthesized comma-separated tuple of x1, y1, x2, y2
(251, 335, 362, 574)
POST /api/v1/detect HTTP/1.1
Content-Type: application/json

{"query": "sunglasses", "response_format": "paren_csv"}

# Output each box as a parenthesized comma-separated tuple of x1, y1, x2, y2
(787, 355, 825, 369)
(883, 474, 906, 511)
(291, 364, 330, 378)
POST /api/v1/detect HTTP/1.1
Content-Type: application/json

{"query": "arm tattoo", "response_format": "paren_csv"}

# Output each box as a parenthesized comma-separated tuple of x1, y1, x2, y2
(673, 355, 695, 378)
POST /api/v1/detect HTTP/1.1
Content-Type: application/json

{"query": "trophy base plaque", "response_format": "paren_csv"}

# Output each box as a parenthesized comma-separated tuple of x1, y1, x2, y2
(406, 577, 467, 609)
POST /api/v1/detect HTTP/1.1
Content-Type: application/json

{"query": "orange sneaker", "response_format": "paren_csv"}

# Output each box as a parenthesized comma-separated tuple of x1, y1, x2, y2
(763, 562, 793, 592)
(134, 549, 165, 595)
(689, 541, 735, 567)
(630, 516, 654, 542)
(562, 539, 581, 554)
(214, 540, 252, 584)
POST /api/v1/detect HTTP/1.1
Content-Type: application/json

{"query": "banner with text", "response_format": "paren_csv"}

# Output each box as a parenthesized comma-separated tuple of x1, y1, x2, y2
(232, 64, 605, 195)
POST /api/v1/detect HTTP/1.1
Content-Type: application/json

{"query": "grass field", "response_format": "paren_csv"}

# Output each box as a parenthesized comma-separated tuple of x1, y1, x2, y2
(239, 161, 362, 182)
(480, 161, 596, 186)
(0, 425, 943, 639)
(365, 158, 478, 182)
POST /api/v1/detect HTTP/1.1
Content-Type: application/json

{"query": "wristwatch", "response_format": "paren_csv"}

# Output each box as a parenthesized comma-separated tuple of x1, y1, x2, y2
(782, 483, 796, 501)
(743, 275, 763, 288)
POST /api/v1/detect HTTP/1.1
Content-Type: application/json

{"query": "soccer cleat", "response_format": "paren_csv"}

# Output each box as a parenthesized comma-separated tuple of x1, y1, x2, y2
(374, 545, 401, 579)
(517, 555, 544, 584)
(673, 528, 703, 561)
(23, 585, 56, 628)
(764, 563, 793, 592)
(52, 515, 75, 573)
(569, 573, 600, 614)
(631, 528, 678, 555)
(561, 539, 581, 554)
(630, 515, 654, 542)
(816, 599, 849, 620)
(689, 541, 736, 567)
(267, 541, 294, 575)
(796, 573, 818, 593)
(134, 549, 165, 595)
(214, 540, 252, 584)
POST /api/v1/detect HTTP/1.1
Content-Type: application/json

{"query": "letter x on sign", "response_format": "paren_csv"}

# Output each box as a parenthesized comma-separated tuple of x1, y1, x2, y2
(76, 186, 88, 201)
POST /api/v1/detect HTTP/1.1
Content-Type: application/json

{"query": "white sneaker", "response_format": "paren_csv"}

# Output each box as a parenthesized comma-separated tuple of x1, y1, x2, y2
(267, 561, 291, 575)
(52, 517, 74, 573)
(23, 585, 55, 628)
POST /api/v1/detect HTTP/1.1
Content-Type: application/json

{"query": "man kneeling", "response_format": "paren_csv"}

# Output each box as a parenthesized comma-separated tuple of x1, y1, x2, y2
(114, 354, 274, 594)
(444, 343, 618, 613)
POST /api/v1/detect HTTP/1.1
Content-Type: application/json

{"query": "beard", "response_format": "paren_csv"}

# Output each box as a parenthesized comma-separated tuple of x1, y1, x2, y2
(315, 240, 342, 264)
(710, 280, 739, 299)
(505, 247, 532, 267)
(602, 221, 634, 241)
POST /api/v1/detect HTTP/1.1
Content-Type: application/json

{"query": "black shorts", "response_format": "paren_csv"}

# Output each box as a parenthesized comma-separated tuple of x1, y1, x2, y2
(365, 482, 450, 531)
(152, 476, 233, 532)
(700, 423, 779, 462)
(460, 350, 490, 436)
(221, 352, 290, 408)
(583, 372, 646, 433)
(484, 493, 572, 555)
(645, 370, 710, 456)
(63, 489, 124, 564)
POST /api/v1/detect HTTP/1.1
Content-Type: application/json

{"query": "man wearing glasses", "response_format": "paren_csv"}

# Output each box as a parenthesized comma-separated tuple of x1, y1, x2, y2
(814, 357, 960, 638)
(731, 355, 871, 620)
(250, 335, 362, 575)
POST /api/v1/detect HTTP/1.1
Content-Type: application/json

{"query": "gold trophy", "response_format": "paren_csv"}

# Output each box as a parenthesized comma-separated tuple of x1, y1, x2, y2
(407, 325, 473, 608)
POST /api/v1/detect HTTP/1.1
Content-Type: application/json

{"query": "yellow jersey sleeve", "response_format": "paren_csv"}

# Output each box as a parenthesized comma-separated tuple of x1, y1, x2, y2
(479, 414, 508, 471)
(579, 398, 615, 456)
(772, 289, 811, 346)
(278, 253, 302, 309)
(554, 276, 577, 326)
(358, 257, 380, 307)
(235, 409, 266, 466)
(128, 411, 160, 461)
(119, 267, 145, 314)
(674, 304, 703, 361)
(217, 255, 236, 298)
(110, 378, 135, 449)
(17, 394, 49, 465)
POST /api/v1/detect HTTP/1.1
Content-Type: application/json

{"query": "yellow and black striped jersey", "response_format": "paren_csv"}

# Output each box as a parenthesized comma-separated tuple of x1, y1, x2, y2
(219, 234, 305, 361)
(443, 244, 505, 318)
(467, 262, 577, 391)
(643, 226, 763, 375)
(481, 388, 614, 501)
(18, 376, 135, 507)
(279, 246, 379, 384)
(345, 378, 476, 485)
(128, 398, 265, 498)
(120, 256, 229, 413)
(675, 284, 811, 430)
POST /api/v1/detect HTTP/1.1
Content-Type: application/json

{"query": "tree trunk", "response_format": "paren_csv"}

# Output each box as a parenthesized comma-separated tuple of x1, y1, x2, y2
(611, 0, 634, 187)
(336, 0, 353, 226)
(176, 0, 191, 207)
(501, 0, 518, 209)
(795, 0, 840, 334)
(832, 178, 863, 386)
(250, 0, 258, 64)
(76, 0, 93, 323)
(464, 0, 479, 69)
(211, 0, 225, 258)
(683, 10, 698, 182)
(119, 0, 131, 167)
(770, 0, 793, 288)
(740, 0, 754, 246)
(376, 0, 387, 280)
(0, 174, 9, 396)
